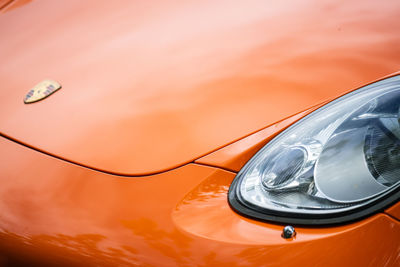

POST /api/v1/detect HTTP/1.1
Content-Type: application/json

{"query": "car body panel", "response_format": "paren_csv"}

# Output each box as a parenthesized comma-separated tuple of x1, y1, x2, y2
(195, 105, 320, 172)
(0, 0, 12, 9)
(0, 136, 399, 266)
(1, 0, 400, 265)
(386, 202, 400, 221)
(1, 0, 400, 175)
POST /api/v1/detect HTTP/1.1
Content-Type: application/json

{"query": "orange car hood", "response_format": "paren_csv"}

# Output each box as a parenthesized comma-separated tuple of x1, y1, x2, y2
(1, 0, 400, 175)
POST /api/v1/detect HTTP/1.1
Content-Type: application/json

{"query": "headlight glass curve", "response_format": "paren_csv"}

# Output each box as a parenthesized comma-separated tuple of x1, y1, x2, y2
(229, 75, 400, 225)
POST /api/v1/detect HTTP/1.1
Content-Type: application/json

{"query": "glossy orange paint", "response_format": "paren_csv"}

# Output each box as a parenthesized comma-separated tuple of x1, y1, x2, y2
(195, 106, 320, 172)
(1, 0, 400, 175)
(1, 0, 400, 266)
(386, 202, 400, 221)
(0, 137, 399, 266)
(0, 0, 12, 10)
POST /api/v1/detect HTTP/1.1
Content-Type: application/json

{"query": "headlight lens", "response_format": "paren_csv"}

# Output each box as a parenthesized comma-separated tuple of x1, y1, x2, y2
(228, 75, 400, 225)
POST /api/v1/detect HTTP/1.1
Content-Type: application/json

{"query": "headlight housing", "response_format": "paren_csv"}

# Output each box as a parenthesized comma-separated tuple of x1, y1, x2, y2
(228, 75, 400, 225)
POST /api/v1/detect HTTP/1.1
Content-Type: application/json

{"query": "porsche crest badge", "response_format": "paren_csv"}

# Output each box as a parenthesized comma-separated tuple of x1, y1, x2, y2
(24, 80, 61, 104)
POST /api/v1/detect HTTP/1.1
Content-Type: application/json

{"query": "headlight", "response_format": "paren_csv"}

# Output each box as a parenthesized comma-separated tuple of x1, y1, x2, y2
(228, 75, 400, 225)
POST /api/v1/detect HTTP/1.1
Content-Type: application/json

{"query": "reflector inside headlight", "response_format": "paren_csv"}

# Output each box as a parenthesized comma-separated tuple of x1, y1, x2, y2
(228, 75, 400, 225)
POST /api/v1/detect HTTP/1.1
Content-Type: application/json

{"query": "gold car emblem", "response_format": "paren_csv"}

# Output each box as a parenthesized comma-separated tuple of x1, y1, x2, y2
(24, 80, 61, 104)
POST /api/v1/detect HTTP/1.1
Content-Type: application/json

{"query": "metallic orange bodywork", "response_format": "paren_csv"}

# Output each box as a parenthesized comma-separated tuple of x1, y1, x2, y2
(386, 202, 400, 221)
(0, 138, 399, 266)
(2, 0, 400, 175)
(1, 0, 400, 266)
(0, 0, 12, 10)
(195, 106, 320, 172)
